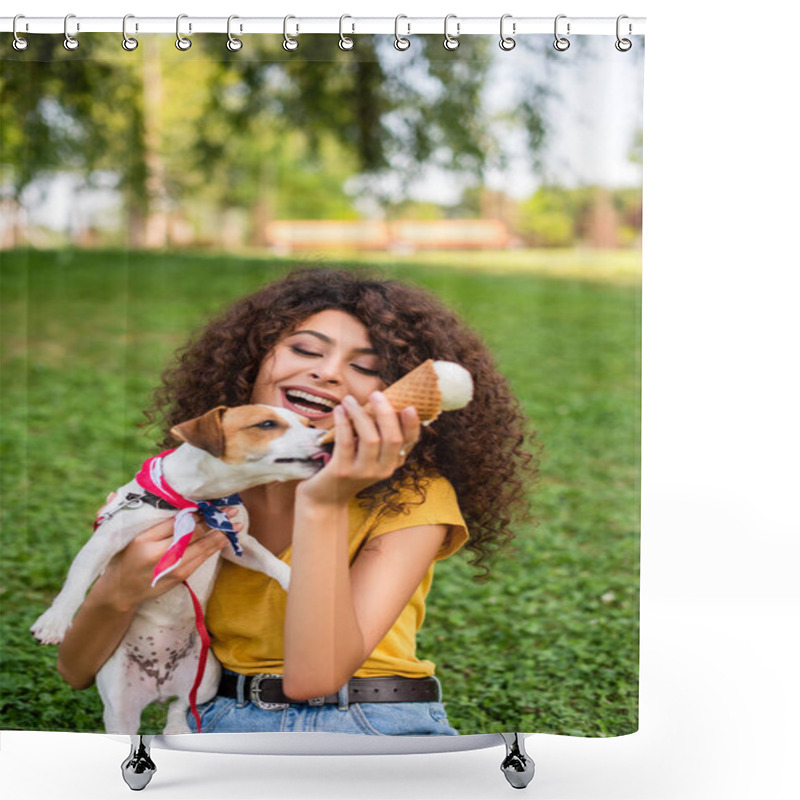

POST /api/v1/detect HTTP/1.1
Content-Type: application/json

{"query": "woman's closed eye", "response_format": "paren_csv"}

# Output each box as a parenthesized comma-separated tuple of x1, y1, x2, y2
(290, 345, 322, 358)
(352, 363, 381, 377)
(291, 345, 379, 377)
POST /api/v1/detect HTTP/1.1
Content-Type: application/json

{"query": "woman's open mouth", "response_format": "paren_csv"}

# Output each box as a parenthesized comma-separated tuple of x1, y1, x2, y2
(280, 387, 339, 420)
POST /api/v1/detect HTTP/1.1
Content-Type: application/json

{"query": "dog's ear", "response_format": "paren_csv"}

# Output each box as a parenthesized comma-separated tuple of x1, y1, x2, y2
(170, 406, 228, 458)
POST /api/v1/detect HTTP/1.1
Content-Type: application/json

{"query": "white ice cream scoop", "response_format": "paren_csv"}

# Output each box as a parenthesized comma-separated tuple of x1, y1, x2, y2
(317, 359, 473, 443)
(432, 360, 474, 410)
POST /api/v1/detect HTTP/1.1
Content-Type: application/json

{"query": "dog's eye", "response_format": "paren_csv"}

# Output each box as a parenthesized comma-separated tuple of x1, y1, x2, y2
(255, 420, 277, 430)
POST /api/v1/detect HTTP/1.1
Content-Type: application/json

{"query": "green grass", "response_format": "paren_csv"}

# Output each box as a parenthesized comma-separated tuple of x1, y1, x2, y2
(241, 247, 642, 285)
(0, 247, 640, 737)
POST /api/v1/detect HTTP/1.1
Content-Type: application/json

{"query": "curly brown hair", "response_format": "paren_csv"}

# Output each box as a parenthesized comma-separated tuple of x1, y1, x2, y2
(147, 267, 536, 576)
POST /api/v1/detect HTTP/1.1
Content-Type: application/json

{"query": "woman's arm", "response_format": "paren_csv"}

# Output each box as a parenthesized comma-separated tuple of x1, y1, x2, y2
(56, 518, 232, 689)
(282, 392, 443, 700)
(283, 514, 446, 700)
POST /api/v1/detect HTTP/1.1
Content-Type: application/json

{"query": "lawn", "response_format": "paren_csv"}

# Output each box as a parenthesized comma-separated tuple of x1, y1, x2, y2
(0, 247, 640, 737)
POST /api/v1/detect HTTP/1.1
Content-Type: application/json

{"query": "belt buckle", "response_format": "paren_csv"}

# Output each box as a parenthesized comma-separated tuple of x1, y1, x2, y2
(249, 673, 289, 711)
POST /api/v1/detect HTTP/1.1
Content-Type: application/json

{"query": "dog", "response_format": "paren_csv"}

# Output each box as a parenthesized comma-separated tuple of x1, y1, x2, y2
(31, 404, 326, 734)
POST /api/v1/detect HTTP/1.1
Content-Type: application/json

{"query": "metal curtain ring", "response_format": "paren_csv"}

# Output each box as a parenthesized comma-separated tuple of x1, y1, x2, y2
(12, 15, 29, 51)
(122, 14, 138, 51)
(63, 13, 79, 51)
(443, 14, 459, 51)
(499, 14, 516, 51)
(554, 14, 570, 51)
(176, 14, 192, 50)
(615, 15, 632, 51)
(339, 14, 355, 50)
(283, 15, 299, 51)
(227, 15, 243, 51)
(394, 14, 411, 51)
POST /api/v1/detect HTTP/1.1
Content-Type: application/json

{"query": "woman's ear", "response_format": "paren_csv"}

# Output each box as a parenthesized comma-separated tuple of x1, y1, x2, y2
(170, 406, 228, 457)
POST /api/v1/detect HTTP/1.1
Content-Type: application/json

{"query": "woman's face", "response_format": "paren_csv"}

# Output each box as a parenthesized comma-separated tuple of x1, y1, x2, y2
(252, 309, 385, 430)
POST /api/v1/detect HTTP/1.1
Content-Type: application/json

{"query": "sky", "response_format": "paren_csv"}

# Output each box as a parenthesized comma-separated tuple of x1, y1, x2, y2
(484, 36, 644, 196)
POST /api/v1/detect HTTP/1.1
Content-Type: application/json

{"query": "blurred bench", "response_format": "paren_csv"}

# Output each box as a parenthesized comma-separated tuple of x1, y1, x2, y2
(264, 219, 510, 251)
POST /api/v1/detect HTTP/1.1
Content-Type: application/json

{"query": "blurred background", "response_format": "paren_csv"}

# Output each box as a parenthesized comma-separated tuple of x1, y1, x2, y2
(1, 34, 642, 269)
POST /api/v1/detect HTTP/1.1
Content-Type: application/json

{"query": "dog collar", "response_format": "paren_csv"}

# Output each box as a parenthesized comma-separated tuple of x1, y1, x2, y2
(133, 450, 244, 586)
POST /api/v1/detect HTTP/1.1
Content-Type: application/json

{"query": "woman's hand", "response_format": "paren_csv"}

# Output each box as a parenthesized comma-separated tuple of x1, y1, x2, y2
(297, 392, 420, 508)
(56, 504, 242, 690)
(92, 507, 241, 613)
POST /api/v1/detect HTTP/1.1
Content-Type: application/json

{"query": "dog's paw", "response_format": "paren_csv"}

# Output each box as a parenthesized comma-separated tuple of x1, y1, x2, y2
(164, 701, 194, 734)
(30, 608, 71, 644)
(163, 720, 193, 734)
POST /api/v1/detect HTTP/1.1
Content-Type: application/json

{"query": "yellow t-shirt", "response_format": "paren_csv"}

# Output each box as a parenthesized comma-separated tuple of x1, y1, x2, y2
(206, 473, 468, 679)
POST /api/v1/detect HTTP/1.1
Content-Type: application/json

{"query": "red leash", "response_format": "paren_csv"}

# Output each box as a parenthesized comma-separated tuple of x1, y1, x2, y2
(182, 580, 211, 733)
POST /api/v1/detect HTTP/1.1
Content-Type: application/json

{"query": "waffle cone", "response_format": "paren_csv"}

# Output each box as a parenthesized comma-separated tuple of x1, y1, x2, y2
(318, 360, 442, 444)
(383, 359, 443, 422)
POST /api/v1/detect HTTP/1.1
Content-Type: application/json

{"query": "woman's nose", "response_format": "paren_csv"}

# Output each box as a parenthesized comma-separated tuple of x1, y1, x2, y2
(310, 358, 342, 384)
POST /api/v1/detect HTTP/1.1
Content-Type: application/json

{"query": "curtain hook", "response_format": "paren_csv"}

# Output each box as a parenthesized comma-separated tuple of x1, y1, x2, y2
(12, 15, 29, 51)
(554, 14, 570, 51)
(394, 15, 411, 51)
(122, 14, 138, 51)
(63, 13, 79, 51)
(176, 14, 192, 50)
(615, 15, 632, 52)
(499, 14, 516, 51)
(227, 15, 243, 51)
(338, 14, 355, 51)
(283, 15, 299, 51)
(443, 14, 459, 51)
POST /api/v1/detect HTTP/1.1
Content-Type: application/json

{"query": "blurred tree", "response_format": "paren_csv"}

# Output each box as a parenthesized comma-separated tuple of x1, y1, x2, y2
(517, 186, 576, 247)
(1, 34, 554, 247)
(514, 185, 641, 248)
(0, 38, 147, 226)
(612, 186, 643, 247)
(628, 127, 643, 168)
(583, 187, 619, 248)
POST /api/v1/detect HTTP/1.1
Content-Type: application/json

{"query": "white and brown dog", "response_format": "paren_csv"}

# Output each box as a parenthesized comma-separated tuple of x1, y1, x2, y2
(31, 404, 326, 734)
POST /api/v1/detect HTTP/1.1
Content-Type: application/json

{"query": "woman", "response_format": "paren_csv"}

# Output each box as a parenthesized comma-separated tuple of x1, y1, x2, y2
(57, 268, 534, 735)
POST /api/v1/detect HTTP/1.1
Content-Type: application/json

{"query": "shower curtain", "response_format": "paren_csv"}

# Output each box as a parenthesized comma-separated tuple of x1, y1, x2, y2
(0, 26, 643, 741)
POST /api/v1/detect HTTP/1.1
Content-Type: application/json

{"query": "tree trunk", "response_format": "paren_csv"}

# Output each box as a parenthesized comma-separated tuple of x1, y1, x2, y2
(139, 37, 169, 249)
(585, 188, 619, 249)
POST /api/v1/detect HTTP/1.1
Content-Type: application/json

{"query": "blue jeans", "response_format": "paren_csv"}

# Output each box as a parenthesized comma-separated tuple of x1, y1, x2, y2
(187, 672, 459, 736)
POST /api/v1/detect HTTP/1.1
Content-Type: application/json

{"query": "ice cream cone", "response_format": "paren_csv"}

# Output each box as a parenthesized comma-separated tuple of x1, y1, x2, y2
(318, 360, 445, 444)
(383, 359, 443, 424)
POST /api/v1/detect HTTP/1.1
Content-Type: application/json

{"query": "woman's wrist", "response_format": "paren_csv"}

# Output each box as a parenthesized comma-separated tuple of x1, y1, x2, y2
(295, 481, 352, 512)
(90, 570, 142, 615)
(295, 481, 350, 515)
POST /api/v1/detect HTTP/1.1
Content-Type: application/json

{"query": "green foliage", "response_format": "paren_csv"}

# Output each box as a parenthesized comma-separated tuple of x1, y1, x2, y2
(515, 186, 642, 248)
(1, 35, 522, 219)
(517, 186, 577, 246)
(0, 38, 147, 197)
(0, 249, 639, 736)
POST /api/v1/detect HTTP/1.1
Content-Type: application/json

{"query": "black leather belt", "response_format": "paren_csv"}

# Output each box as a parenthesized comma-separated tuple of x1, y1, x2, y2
(218, 672, 439, 709)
